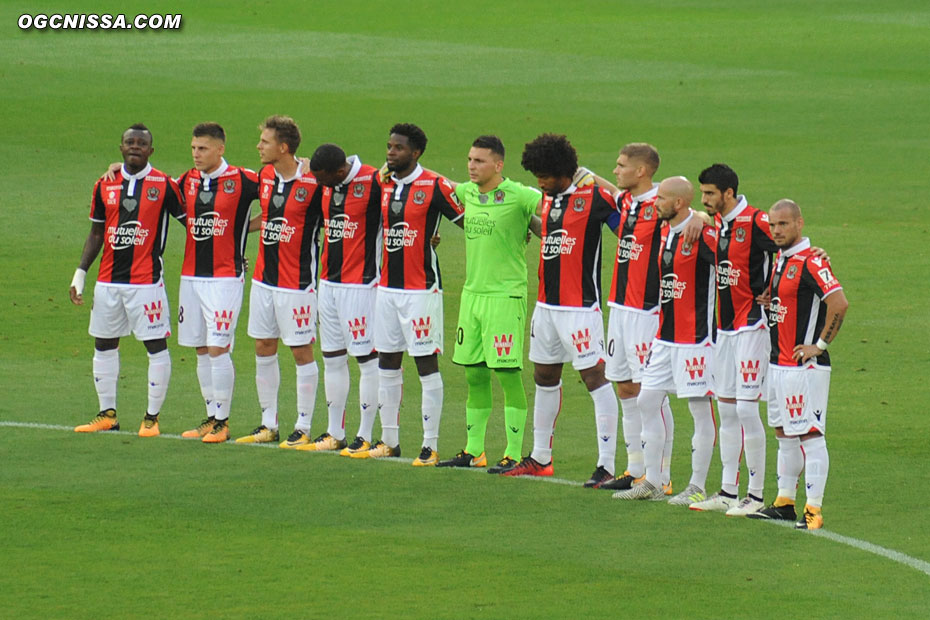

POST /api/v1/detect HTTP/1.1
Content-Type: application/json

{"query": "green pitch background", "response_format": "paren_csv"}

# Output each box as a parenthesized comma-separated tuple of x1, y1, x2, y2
(1, 1, 928, 617)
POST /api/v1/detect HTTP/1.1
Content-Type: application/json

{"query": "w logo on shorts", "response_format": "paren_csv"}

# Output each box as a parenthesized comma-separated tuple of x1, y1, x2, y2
(740, 359, 760, 382)
(494, 333, 513, 356)
(144, 301, 163, 323)
(786, 394, 804, 418)
(572, 328, 591, 353)
(412, 317, 431, 339)
(685, 357, 706, 379)
(292, 306, 312, 327)
(214, 310, 233, 331)
(348, 317, 367, 339)
(635, 342, 650, 365)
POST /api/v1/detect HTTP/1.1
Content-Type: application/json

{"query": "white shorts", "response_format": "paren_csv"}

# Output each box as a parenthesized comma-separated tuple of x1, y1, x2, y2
(177, 277, 244, 349)
(247, 282, 316, 346)
(89, 281, 171, 341)
(529, 304, 605, 371)
(767, 364, 830, 436)
(715, 328, 770, 400)
(641, 339, 715, 398)
(604, 304, 659, 383)
(319, 280, 376, 356)
(374, 288, 443, 356)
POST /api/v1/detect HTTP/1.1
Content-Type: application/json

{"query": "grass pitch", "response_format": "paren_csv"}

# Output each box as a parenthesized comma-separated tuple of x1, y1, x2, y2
(1, 1, 929, 617)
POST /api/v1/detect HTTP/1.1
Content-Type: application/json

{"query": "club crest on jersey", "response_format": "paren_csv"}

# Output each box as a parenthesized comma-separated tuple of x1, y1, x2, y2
(223, 179, 236, 194)
(786, 394, 804, 418)
(680, 241, 693, 256)
(494, 333, 514, 356)
(413, 190, 426, 205)
(412, 317, 431, 339)
(292, 306, 313, 327)
(735, 227, 746, 242)
(143, 301, 163, 323)
(494, 190, 505, 204)
(573, 197, 586, 212)
(685, 357, 706, 379)
(348, 317, 367, 339)
(352, 183, 365, 198)
(146, 187, 160, 202)
(572, 328, 591, 352)
(214, 310, 233, 331)
(642, 205, 655, 220)
(786, 265, 799, 279)
(295, 187, 308, 202)
(199, 191, 214, 204)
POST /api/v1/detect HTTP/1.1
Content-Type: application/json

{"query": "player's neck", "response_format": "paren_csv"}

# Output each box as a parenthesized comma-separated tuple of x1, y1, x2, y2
(124, 161, 148, 175)
(477, 174, 504, 194)
(273, 156, 299, 179)
(669, 208, 693, 228)
(629, 179, 654, 198)
(720, 197, 739, 217)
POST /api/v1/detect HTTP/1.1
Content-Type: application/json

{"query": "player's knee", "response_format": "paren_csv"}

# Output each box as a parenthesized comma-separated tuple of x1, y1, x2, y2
(414, 353, 438, 376)
(143, 338, 168, 355)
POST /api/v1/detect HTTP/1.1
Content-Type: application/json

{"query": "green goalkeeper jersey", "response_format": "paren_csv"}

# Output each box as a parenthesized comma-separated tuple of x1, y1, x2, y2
(454, 178, 541, 298)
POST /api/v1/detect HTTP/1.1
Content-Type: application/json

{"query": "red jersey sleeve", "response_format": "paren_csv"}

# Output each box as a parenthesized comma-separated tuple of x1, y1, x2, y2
(803, 254, 842, 298)
(753, 210, 778, 254)
(433, 176, 464, 221)
(90, 179, 106, 222)
(699, 225, 718, 262)
(166, 177, 185, 222)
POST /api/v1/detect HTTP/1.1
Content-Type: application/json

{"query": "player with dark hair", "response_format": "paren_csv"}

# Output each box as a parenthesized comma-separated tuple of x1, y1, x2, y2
(747, 199, 847, 530)
(437, 135, 542, 473)
(689, 162, 777, 514)
(505, 133, 620, 486)
(284, 143, 382, 455)
(359, 123, 464, 464)
(614, 176, 719, 501)
(235, 115, 325, 445)
(71, 123, 184, 437)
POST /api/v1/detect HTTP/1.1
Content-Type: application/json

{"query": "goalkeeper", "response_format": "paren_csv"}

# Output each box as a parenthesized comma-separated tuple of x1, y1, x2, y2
(438, 135, 594, 474)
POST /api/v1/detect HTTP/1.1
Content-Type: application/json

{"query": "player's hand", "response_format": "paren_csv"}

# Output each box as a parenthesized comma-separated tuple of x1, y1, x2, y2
(70, 268, 86, 305)
(793, 343, 822, 364)
(378, 162, 392, 184)
(298, 157, 311, 175)
(102, 162, 121, 181)
(572, 166, 595, 188)
(430, 233, 441, 248)
(810, 246, 830, 262)
(755, 290, 771, 307)
(242, 256, 250, 274)
(681, 214, 704, 243)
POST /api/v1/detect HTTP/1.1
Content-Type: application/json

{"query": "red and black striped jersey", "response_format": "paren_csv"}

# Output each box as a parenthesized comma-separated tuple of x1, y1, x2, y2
(768, 238, 843, 367)
(537, 184, 618, 309)
(320, 158, 382, 287)
(657, 213, 718, 344)
(90, 163, 183, 285)
(177, 161, 259, 279)
(253, 163, 323, 291)
(608, 186, 664, 312)
(714, 197, 778, 332)
(379, 165, 464, 291)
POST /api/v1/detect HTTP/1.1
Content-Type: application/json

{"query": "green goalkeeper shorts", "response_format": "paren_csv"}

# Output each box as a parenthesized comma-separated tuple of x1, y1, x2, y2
(452, 290, 526, 369)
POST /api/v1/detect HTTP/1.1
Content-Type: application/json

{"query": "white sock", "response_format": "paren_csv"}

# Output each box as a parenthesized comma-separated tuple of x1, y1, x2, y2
(688, 398, 716, 490)
(801, 435, 829, 508)
(717, 400, 741, 495)
(419, 372, 443, 450)
(777, 436, 803, 501)
(531, 382, 562, 464)
(357, 358, 379, 441)
(620, 396, 644, 477)
(378, 368, 403, 447)
(196, 352, 215, 417)
(255, 354, 279, 430)
(637, 388, 667, 488)
(591, 384, 618, 473)
(737, 399, 766, 498)
(660, 396, 674, 486)
(295, 361, 319, 432)
(146, 349, 171, 415)
(323, 354, 349, 440)
(211, 352, 234, 422)
(93, 348, 119, 411)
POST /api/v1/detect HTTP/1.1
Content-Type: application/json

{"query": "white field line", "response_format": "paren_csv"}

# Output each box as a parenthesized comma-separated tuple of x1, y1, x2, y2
(3, 420, 929, 578)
